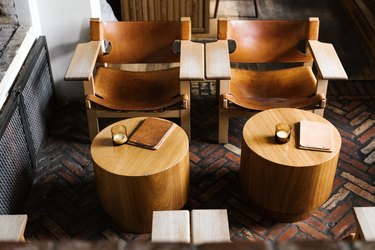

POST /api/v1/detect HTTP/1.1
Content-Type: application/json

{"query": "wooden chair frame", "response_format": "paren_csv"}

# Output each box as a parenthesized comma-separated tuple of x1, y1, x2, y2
(66, 17, 204, 141)
(205, 17, 347, 144)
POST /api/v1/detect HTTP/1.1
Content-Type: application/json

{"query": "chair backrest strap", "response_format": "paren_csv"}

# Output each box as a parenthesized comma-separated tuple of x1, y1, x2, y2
(218, 17, 319, 63)
(91, 17, 191, 64)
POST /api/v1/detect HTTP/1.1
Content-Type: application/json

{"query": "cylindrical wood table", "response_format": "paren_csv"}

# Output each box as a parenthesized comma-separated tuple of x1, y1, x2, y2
(240, 108, 341, 222)
(91, 117, 189, 233)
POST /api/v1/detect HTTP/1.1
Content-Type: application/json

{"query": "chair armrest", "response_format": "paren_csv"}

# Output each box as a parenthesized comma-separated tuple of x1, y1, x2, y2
(308, 40, 348, 80)
(65, 41, 101, 81)
(205, 40, 231, 80)
(180, 40, 205, 80)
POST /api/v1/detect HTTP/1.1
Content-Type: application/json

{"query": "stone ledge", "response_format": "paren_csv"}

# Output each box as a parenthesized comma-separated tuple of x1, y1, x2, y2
(0, 24, 28, 80)
(0, 24, 33, 109)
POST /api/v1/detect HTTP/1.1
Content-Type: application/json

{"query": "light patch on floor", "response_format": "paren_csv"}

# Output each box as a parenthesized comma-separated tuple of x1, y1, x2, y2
(342, 172, 375, 193)
(224, 143, 241, 155)
(322, 188, 350, 210)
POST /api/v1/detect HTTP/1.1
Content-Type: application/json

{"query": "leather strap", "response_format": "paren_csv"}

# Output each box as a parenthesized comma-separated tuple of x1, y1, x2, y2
(222, 93, 326, 110)
(88, 66, 187, 111)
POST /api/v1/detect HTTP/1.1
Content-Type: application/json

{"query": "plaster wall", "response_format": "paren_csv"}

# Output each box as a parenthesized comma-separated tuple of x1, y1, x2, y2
(33, 0, 100, 104)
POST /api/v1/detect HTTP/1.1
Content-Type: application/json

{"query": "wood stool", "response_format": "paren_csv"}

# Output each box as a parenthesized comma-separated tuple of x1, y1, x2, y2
(91, 118, 189, 233)
(353, 207, 375, 241)
(151, 210, 190, 243)
(0, 214, 28, 241)
(191, 209, 230, 244)
(151, 209, 230, 244)
(240, 108, 341, 222)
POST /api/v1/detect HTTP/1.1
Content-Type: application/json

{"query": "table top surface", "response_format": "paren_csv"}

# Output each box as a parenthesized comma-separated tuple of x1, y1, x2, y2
(243, 108, 341, 167)
(91, 117, 189, 177)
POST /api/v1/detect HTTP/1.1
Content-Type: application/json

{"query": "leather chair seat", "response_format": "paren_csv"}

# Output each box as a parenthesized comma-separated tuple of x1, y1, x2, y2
(223, 66, 325, 110)
(87, 66, 187, 111)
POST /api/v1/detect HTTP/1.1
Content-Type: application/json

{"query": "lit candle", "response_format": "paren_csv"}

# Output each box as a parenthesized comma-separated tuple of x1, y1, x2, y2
(276, 130, 289, 139)
(275, 123, 291, 144)
(113, 133, 127, 145)
(111, 125, 128, 145)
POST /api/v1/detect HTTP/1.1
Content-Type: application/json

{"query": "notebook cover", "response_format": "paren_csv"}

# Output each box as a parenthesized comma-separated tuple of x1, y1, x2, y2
(299, 120, 333, 152)
(128, 117, 175, 150)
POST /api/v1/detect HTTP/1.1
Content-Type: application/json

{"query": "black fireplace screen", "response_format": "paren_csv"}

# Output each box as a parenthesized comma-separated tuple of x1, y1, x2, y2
(0, 36, 55, 213)
(0, 97, 34, 213)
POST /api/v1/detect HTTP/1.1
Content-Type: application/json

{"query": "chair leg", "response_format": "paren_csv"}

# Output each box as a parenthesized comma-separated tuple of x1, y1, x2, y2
(313, 108, 325, 117)
(181, 108, 191, 142)
(86, 109, 100, 141)
(218, 107, 229, 144)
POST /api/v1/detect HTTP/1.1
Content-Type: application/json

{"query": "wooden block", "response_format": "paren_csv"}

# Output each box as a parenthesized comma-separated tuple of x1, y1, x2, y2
(191, 209, 230, 244)
(205, 40, 231, 80)
(65, 41, 101, 81)
(308, 40, 347, 80)
(353, 207, 375, 241)
(151, 210, 190, 243)
(180, 40, 205, 81)
(0, 214, 28, 241)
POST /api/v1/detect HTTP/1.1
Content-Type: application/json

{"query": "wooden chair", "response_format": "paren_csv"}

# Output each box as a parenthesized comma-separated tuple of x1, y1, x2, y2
(205, 17, 348, 144)
(66, 17, 204, 141)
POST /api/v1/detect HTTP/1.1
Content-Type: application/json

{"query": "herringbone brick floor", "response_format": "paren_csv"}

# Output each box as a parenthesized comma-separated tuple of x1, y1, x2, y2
(24, 80, 374, 243)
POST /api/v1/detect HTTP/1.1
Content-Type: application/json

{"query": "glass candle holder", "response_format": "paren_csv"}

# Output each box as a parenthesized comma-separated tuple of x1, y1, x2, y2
(111, 125, 128, 145)
(275, 123, 291, 144)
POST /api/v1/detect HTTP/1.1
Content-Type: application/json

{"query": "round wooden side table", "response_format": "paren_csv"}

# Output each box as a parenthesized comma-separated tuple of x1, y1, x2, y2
(91, 117, 189, 233)
(240, 108, 341, 222)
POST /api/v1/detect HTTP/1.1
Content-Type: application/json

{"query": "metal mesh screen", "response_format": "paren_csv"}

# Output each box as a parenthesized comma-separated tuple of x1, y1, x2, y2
(13, 36, 55, 167)
(0, 100, 33, 214)
(20, 45, 54, 158)
(0, 36, 54, 213)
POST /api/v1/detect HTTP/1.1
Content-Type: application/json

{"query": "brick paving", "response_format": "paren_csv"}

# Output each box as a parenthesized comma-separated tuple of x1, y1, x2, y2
(23, 80, 374, 243)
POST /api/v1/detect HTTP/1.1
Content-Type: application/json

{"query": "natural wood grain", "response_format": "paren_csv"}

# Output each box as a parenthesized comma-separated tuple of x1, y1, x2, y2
(308, 40, 348, 80)
(0, 215, 27, 241)
(205, 40, 231, 80)
(91, 117, 189, 233)
(353, 207, 375, 241)
(191, 209, 230, 244)
(120, 0, 209, 33)
(180, 40, 205, 80)
(240, 108, 341, 222)
(152, 210, 190, 243)
(65, 41, 101, 81)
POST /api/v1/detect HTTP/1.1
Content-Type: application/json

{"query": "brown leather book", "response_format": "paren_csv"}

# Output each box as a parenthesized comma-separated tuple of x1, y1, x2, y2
(128, 117, 175, 150)
(299, 120, 333, 152)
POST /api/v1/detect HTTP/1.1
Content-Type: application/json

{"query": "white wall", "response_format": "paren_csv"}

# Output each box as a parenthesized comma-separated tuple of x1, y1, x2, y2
(14, 0, 32, 25)
(32, 0, 101, 105)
